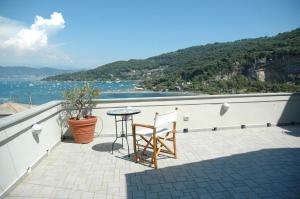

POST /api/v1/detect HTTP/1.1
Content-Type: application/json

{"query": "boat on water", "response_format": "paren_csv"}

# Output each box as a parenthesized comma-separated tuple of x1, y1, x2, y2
(135, 86, 144, 91)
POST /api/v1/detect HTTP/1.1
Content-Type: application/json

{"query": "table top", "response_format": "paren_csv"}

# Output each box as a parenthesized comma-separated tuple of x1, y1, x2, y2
(107, 108, 141, 116)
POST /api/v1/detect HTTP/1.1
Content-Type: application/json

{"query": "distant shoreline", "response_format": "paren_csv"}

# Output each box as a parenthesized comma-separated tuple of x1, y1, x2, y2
(0, 79, 199, 95)
(101, 90, 198, 95)
(0, 80, 196, 105)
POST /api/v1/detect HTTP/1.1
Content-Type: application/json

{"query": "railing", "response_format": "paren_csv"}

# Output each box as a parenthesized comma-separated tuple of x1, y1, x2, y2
(0, 93, 300, 197)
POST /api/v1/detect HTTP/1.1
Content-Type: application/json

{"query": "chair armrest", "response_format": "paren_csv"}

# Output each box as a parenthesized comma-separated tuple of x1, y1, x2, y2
(132, 123, 155, 129)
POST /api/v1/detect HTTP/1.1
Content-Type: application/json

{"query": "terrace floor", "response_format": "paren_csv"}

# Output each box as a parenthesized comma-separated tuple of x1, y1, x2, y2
(4, 126, 300, 199)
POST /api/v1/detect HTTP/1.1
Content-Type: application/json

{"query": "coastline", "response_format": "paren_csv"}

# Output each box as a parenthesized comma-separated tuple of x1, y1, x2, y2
(101, 89, 198, 95)
(0, 80, 197, 105)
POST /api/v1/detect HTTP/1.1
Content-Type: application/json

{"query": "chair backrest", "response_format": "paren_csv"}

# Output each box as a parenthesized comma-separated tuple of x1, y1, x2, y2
(154, 108, 178, 128)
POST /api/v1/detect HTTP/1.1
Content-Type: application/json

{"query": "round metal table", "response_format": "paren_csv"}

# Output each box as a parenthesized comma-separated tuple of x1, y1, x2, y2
(107, 108, 141, 156)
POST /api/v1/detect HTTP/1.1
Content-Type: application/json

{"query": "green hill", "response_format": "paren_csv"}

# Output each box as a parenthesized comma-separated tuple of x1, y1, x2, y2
(45, 28, 300, 94)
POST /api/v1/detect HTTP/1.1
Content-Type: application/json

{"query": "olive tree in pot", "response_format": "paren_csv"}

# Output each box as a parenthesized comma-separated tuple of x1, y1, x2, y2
(63, 83, 100, 144)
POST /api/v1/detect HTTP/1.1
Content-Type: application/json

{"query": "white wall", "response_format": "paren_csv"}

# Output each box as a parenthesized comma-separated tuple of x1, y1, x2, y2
(92, 93, 300, 135)
(0, 101, 62, 197)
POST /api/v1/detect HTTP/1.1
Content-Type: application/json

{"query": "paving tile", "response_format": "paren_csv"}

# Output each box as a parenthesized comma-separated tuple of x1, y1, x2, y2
(144, 192, 158, 199)
(81, 191, 95, 199)
(199, 193, 214, 199)
(93, 192, 107, 199)
(231, 193, 248, 199)
(68, 190, 82, 199)
(52, 188, 70, 199)
(171, 190, 184, 197)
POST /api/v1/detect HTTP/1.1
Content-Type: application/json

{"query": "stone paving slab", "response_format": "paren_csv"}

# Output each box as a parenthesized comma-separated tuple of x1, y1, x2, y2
(4, 126, 300, 199)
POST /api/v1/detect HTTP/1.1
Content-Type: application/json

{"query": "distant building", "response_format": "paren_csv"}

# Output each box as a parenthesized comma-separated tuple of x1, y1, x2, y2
(175, 86, 182, 91)
(0, 102, 34, 118)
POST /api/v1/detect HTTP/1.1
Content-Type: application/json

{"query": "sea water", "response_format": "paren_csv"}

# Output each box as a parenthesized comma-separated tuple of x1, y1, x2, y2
(0, 80, 187, 105)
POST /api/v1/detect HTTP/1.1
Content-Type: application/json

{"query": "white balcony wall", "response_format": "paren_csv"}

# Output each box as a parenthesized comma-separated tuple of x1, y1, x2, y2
(92, 93, 300, 135)
(0, 101, 62, 197)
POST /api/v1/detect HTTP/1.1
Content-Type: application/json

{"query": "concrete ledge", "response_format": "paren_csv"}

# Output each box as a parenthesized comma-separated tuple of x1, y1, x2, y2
(0, 100, 62, 131)
(95, 92, 299, 104)
(1, 93, 299, 138)
(1, 93, 298, 132)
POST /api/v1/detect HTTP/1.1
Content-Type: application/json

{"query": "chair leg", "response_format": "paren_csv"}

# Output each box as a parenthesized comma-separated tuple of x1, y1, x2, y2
(152, 133, 158, 169)
(173, 122, 177, 159)
(132, 125, 138, 163)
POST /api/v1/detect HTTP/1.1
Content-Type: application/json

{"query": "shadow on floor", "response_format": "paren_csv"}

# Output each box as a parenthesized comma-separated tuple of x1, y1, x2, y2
(125, 148, 300, 198)
(61, 138, 76, 143)
(281, 126, 300, 137)
(92, 142, 123, 152)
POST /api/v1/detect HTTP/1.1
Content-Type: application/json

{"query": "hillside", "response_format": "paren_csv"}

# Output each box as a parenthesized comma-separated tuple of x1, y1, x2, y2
(45, 28, 300, 94)
(0, 66, 75, 80)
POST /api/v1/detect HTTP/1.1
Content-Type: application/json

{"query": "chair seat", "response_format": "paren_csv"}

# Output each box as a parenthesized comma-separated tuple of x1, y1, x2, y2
(136, 127, 172, 137)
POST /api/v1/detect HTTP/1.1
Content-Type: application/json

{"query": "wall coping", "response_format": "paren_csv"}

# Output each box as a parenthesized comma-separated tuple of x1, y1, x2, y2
(0, 100, 62, 131)
(95, 92, 298, 104)
(0, 93, 298, 131)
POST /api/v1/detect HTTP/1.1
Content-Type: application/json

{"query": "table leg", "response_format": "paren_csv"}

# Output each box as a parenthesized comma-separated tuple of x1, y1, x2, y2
(111, 114, 134, 157)
(131, 116, 138, 151)
(121, 117, 124, 147)
(112, 115, 118, 154)
(125, 117, 130, 157)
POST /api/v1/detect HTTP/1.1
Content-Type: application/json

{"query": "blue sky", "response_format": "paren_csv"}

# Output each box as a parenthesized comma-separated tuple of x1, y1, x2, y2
(0, 0, 299, 69)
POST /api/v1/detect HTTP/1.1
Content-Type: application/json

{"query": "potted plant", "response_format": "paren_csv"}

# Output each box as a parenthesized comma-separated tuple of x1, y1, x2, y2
(63, 83, 100, 144)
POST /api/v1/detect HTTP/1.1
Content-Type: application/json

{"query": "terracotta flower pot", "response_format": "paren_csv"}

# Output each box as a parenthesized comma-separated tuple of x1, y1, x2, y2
(67, 116, 97, 144)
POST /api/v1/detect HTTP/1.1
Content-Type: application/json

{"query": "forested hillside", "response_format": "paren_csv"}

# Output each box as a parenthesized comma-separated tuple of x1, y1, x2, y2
(45, 28, 300, 94)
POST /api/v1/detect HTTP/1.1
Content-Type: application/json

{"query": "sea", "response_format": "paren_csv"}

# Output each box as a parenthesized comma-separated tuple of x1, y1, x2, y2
(0, 80, 189, 105)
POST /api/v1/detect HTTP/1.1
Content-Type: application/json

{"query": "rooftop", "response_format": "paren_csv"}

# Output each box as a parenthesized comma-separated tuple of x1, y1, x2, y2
(0, 102, 33, 117)
(4, 125, 300, 199)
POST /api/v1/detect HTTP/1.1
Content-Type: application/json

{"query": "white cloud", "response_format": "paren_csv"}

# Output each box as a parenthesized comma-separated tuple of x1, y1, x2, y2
(0, 12, 72, 67)
(31, 12, 65, 32)
(2, 12, 65, 50)
(0, 16, 25, 42)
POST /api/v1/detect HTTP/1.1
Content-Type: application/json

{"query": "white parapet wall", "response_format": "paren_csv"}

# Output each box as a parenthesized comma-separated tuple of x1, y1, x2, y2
(93, 93, 300, 135)
(0, 93, 299, 197)
(0, 101, 62, 198)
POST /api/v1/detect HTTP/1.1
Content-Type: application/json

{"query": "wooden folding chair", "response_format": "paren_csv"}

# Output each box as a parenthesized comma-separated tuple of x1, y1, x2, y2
(132, 108, 178, 169)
